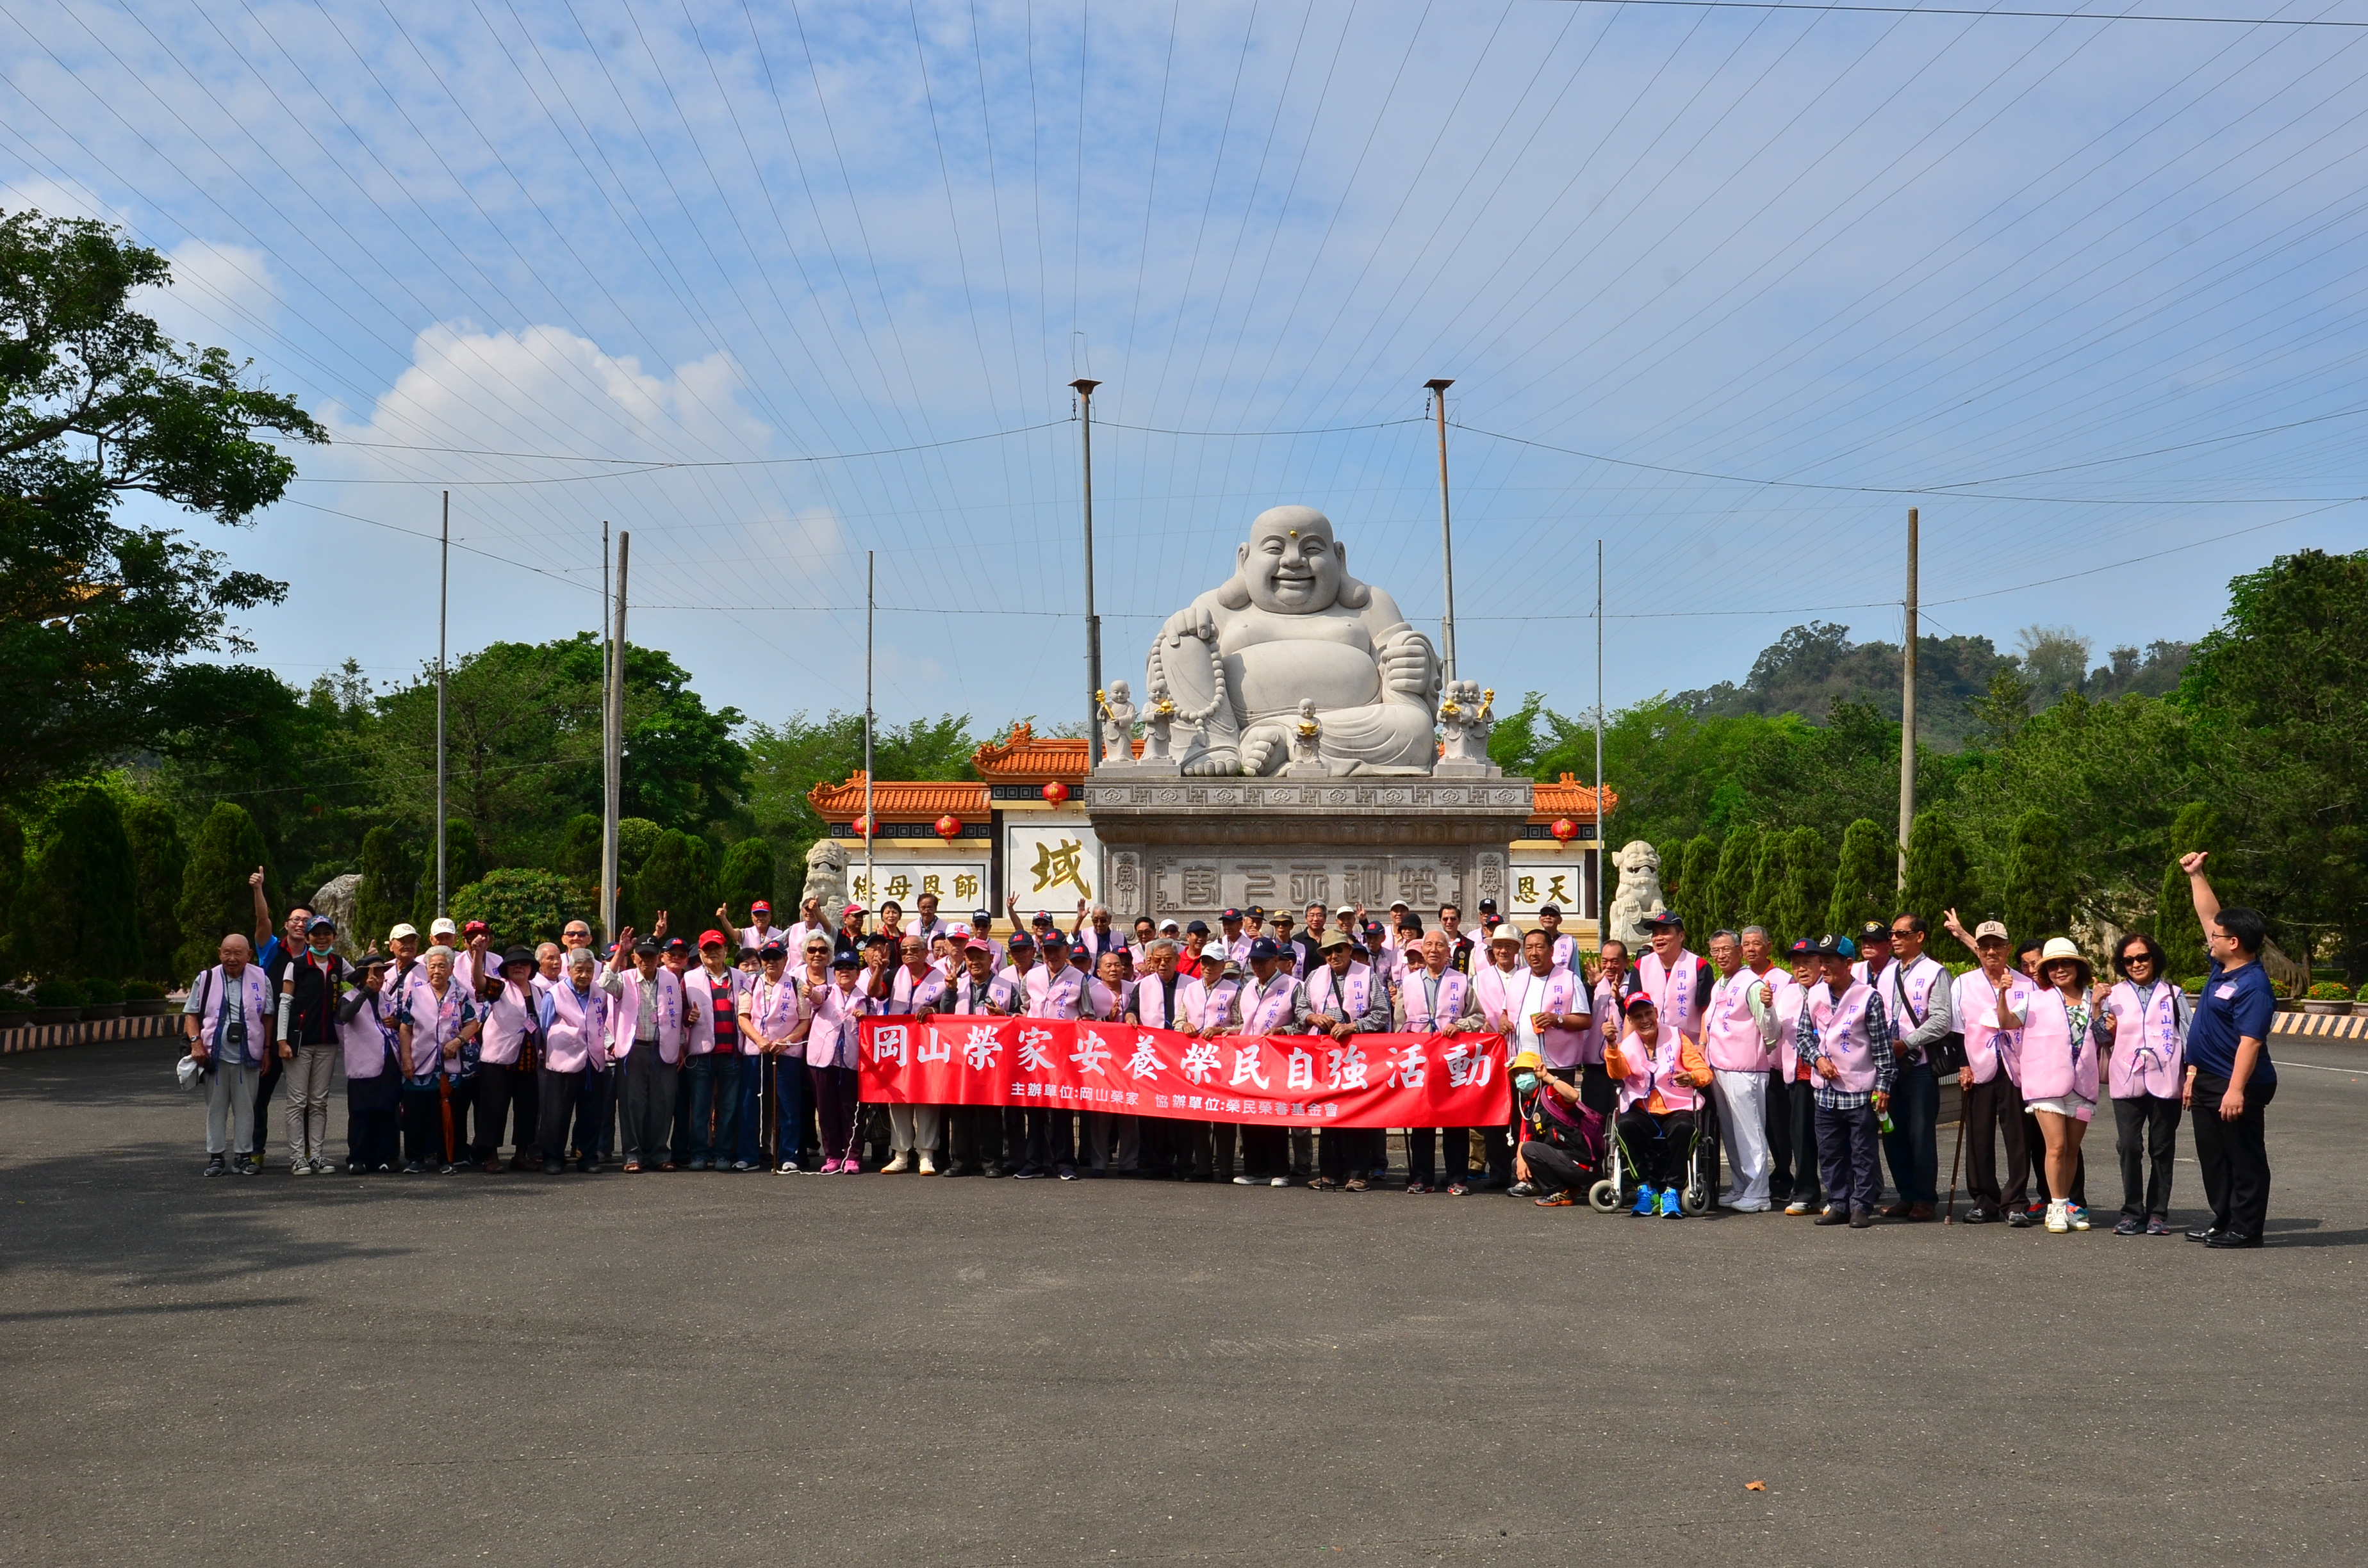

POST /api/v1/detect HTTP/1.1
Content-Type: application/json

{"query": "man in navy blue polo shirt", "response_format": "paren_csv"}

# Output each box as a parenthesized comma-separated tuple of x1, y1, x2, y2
(2176, 851, 2277, 1250)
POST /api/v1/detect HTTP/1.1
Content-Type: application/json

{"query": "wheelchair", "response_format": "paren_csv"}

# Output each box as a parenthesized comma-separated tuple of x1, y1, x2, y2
(1586, 1090, 1722, 1216)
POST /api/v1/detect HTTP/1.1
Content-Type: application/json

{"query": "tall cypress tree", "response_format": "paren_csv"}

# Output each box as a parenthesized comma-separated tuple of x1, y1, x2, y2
(412, 819, 484, 931)
(0, 809, 21, 976)
(15, 783, 140, 981)
(631, 830, 712, 930)
(1902, 810, 1974, 938)
(716, 838, 774, 929)
(355, 826, 415, 952)
(1775, 826, 1831, 947)
(1652, 838, 1683, 913)
(1746, 829, 1790, 935)
(1675, 835, 1718, 939)
(1709, 826, 1760, 934)
(2158, 802, 2221, 978)
(120, 796, 187, 983)
(174, 801, 270, 977)
(1827, 819, 1894, 936)
(2003, 809, 2074, 940)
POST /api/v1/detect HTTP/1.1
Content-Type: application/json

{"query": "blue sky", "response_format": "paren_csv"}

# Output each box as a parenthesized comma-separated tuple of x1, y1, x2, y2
(6, 0, 2365, 733)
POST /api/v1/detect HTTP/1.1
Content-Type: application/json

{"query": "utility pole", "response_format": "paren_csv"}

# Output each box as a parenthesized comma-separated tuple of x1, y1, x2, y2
(599, 522, 616, 943)
(1595, 537, 1605, 929)
(1426, 378, 1459, 682)
(436, 489, 448, 917)
(1898, 507, 1918, 890)
(864, 548, 876, 913)
(1071, 379, 1104, 764)
(606, 532, 629, 940)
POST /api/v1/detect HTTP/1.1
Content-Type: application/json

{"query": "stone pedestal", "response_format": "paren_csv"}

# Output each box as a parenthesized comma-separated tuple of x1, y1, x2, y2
(1083, 776, 1532, 926)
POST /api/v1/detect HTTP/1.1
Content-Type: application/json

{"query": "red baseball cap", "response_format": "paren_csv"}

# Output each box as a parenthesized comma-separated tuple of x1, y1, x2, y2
(698, 929, 728, 949)
(750, 900, 771, 914)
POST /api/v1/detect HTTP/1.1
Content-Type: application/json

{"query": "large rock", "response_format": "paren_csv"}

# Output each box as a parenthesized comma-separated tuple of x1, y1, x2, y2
(310, 873, 363, 958)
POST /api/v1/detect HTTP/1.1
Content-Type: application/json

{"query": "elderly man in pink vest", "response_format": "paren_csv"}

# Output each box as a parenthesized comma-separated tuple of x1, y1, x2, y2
(1702, 929, 1782, 1212)
(185, 933, 277, 1177)
(1793, 934, 1897, 1229)
(1398, 929, 1490, 1194)
(1305, 931, 1393, 1190)
(600, 929, 693, 1172)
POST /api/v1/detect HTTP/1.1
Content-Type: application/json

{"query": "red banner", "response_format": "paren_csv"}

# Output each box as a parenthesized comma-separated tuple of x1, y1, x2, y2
(858, 1016, 1509, 1129)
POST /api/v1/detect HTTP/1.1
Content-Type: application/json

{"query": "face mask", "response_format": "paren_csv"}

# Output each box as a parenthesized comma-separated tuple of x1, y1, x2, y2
(1511, 1072, 1539, 1093)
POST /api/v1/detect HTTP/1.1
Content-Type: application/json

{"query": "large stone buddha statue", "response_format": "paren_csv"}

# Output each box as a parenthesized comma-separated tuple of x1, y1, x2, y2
(1144, 505, 1441, 776)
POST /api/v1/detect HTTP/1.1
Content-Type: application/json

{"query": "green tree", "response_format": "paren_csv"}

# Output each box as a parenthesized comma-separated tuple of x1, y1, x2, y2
(1707, 826, 1759, 934)
(744, 710, 982, 894)
(1745, 829, 1790, 935)
(1775, 826, 1831, 947)
(174, 801, 268, 977)
(630, 829, 712, 929)
(557, 813, 602, 879)
(2002, 810, 2073, 940)
(1674, 835, 1716, 938)
(1901, 810, 1974, 938)
(1654, 839, 1683, 913)
(716, 837, 774, 927)
(2158, 803, 2222, 979)
(0, 209, 323, 798)
(451, 868, 584, 947)
(354, 826, 414, 951)
(120, 793, 186, 982)
(411, 819, 482, 931)
(1827, 819, 1894, 936)
(13, 783, 139, 980)
(0, 808, 20, 973)
(617, 817, 662, 878)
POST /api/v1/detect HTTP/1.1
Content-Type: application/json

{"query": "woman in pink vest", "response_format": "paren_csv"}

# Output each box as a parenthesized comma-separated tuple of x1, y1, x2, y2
(805, 952, 869, 1173)
(336, 954, 401, 1172)
(536, 947, 609, 1174)
(2023, 938, 2101, 1233)
(2101, 933, 2185, 1235)
(1605, 993, 1712, 1218)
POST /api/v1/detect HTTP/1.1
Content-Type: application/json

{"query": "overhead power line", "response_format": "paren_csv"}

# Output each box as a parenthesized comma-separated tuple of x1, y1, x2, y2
(1532, 1, 2368, 27)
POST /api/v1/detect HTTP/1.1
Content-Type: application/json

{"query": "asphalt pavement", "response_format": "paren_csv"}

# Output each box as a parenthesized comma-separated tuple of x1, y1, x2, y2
(4, 1038, 2364, 1567)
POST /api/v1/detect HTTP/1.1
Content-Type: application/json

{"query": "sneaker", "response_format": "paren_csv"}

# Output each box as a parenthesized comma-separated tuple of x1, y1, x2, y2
(1631, 1184, 1657, 1217)
(1728, 1199, 1772, 1213)
(1507, 1180, 1540, 1198)
(776, 1161, 800, 1174)
(1782, 1198, 1812, 1216)
(2006, 1206, 2034, 1228)
(1534, 1189, 1577, 1207)
(2146, 1215, 2172, 1236)
(1964, 1205, 1996, 1224)
(917, 1154, 937, 1175)
(1231, 1175, 1259, 1186)
(436, 1161, 456, 1175)
(233, 1158, 259, 1177)
(2112, 1215, 2145, 1236)
(1660, 1188, 1683, 1218)
(543, 1160, 565, 1175)
(2045, 1200, 2069, 1234)
(203, 1156, 227, 1177)
(882, 1152, 912, 1174)
(1015, 1165, 1049, 1180)
(1404, 1180, 1433, 1194)
(2068, 1204, 2091, 1231)
(1269, 1175, 1289, 1188)
(292, 1159, 314, 1176)
(404, 1160, 426, 1174)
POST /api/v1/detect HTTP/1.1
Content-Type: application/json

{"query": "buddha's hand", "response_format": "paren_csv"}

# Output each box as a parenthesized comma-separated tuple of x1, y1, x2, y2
(1377, 628, 1434, 697)
(1158, 605, 1219, 646)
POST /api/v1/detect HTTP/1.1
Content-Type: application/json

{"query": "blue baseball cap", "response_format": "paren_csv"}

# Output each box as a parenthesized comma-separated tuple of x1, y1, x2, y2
(1247, 936, 1283, 962)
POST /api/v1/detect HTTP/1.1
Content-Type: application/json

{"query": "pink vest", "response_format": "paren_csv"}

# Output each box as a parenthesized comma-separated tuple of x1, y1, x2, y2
(1805, 981, 1880, 1094)
(1614, 1028, 1703, 1113)
(338, 988, 396, 1079)
(1703, 968, 1770, 1072)
(1494, 966, 1584, 1068)
(743, 974, 808, 1059)
(399, 975, 471, 1079)
(1131, 974, 1192, 1029)
(1235, 972, 1298, 1034)
(880, 964, 946, 1019)
(1025, 964, 1085, 1020)
(1178, 977, 1236, 1031)
(541, 980, 608, 1074)
(609, 967, 686, 1064)
(684, 967, 752, 1054)
(477, 981, 538, 1066)
(1632, 950, 1706, 1040)
(192, 963, 275, 1066)
(2103, 981, 2183, 1099)
(805, 982, 866, 1070)
(1953, 969, 2032, 1086)
(1401, 968, 1468, 1030)
(2019, 988, 2099, 1112)
(941, 972, 1014, 1017)
(1304, 962, 1374, 1023)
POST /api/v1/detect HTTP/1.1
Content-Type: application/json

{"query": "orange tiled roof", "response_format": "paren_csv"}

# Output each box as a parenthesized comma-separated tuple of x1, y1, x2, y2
(1531, 772, 1615, 819)
(971, 721, 1141, 781)
(806, 772, 988, 822)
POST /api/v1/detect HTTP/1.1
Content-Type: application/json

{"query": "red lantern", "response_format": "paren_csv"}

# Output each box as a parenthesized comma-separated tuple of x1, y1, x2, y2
(850, 815, 874, 840)
(934, 813, 963, 842)
(1550, 817, 1579, 844)
(1041, 781, 1069, 806)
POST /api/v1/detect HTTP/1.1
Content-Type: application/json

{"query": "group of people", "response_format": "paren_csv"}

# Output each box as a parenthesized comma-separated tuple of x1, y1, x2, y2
(179, 851, 2280, 1248)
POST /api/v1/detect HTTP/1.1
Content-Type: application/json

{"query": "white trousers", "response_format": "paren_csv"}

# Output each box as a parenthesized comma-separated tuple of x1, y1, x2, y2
(1711, 1068, 1772, 1206)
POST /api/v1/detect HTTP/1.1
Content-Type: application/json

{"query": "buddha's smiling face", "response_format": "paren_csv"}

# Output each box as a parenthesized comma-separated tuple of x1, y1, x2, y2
(1237, 505, 1344, 614)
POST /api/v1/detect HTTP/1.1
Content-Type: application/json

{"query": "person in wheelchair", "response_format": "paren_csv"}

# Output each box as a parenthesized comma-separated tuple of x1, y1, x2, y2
(1604, 993, 1713, 1218)
(1509, 1050, 1602, 1208)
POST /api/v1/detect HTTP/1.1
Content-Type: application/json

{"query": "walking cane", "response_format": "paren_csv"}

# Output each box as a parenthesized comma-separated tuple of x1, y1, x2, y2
(1942, 1098, 1967, 1224)
(438, 1070, 455, 1167)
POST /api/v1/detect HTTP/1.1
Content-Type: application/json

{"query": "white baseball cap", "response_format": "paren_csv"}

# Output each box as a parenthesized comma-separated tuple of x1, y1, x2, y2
(429, 917, 458, 936)
(388, 923, 419, 941)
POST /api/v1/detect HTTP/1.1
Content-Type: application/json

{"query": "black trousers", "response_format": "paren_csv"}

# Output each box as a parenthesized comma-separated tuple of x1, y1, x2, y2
(1962, 1073, 2029, 1211)
(401, 1084, 447, 1165)
(472, 1063, 536, 1162)
(1237, 1124, 1288, 1179)
(252, 1056, 283, 1157)
(1616, 1109, 1697, 1188)
(1766, 1069, 1800, 1200)
(1519, 1138, 1591, 1195)
(1405, 1125, 1513, 1186)
(2190, 1073, 2274, 1239)
(949, 1106, 1006, 1173)
(2112, 1092, 2183, 1218)
(1008, 1107, 1075, 1172)
(1319, 1127, 1384, 1180)
(1785, 1077, 1824, 1206)
(1172, 1120, 1229, 1179)
(538, 1068, 591, 1167)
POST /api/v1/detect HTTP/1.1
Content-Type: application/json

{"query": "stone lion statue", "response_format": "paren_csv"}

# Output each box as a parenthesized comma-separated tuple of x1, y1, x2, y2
(1606, 840, 1668, 947)
(800, 838, 849, 917)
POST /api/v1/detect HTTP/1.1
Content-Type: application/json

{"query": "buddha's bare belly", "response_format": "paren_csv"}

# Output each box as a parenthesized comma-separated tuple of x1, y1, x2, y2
(1226, 636, 1382, 717)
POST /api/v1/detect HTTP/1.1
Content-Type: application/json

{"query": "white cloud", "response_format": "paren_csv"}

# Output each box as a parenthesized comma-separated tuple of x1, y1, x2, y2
(148, 239, 281, 350)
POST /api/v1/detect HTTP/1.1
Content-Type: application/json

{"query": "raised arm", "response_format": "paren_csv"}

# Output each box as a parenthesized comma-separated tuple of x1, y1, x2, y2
(2180, 852, 2221, 940)
(250, 868, 274, 950)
